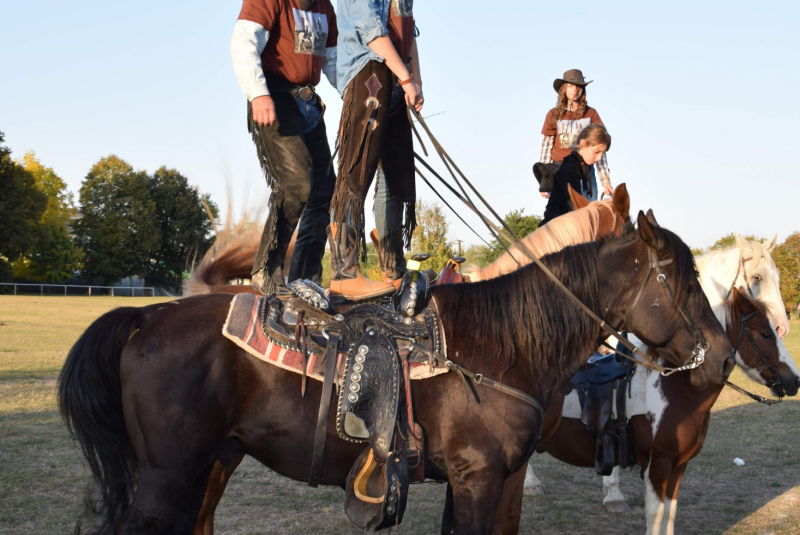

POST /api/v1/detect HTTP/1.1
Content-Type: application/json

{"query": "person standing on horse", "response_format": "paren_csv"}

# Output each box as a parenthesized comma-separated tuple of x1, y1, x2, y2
(327, 0, 425, 300)
(540, 69, 613, 201)
(231, 0, 339, 295)
(541, 124, 611, 226)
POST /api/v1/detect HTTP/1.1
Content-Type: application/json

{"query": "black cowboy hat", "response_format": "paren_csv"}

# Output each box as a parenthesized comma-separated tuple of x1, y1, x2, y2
(553, 69, 593, 92)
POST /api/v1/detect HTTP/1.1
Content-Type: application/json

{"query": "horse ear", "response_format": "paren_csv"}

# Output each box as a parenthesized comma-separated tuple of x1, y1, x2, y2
(764, 234, 777, 253)
(637, 210, 666, 251)
(568, 184, 590, 210)
(734, 232, 753, 254)
(612, 183, 630, 222)
(734, 286, 757, 314)
(645, 209, 660, 228)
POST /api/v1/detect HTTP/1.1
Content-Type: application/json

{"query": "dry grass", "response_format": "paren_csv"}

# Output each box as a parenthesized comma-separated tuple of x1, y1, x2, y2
(0, 296, 798, 534)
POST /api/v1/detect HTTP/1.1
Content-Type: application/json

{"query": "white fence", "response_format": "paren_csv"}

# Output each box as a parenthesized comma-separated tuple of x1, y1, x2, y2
(0, 283, 156, 297)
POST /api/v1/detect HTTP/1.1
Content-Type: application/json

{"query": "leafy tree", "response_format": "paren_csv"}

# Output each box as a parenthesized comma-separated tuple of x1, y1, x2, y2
(0, 132, 48, 278)
(75, 156, 159, 284)
(145, 167, 217, 292)
(19, 151, 84, 282)
(464, 243, 490, 268)
(479, 209, 542, 265)
(411, 200, 455, 274)
(708, 233, 763, 251)
(773, 232, 800, 316)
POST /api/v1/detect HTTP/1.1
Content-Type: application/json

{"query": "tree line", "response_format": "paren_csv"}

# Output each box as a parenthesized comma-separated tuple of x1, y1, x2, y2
(0, 131, 217, 294)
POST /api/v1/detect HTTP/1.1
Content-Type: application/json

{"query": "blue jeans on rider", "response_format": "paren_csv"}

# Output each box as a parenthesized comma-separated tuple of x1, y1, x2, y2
(374, 83, 407, 240)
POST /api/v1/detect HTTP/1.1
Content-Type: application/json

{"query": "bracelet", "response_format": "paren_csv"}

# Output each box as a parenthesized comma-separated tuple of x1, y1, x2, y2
(399, 74, 413, 86)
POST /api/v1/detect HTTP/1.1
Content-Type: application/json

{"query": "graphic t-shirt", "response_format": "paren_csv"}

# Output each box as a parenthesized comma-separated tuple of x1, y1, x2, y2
(387, 0, 415, 60)
(238, 0, 338, 86)
(541, 107, 604, 163)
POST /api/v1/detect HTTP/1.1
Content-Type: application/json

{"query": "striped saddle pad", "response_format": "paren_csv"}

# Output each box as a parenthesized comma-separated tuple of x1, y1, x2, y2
(222, 293, 448, 383)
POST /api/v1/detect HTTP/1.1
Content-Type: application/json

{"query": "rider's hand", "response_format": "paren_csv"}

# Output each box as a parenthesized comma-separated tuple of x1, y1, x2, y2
(251, 95, 276, 127)
(602, 182, 614, 197)
(541, 192, 550, 199)
(403, 82, 424, 112)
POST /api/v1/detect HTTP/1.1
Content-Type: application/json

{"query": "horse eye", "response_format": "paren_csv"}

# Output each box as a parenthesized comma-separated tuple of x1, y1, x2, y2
(753, 274, 762, 281)
(761, 331, 772, 339)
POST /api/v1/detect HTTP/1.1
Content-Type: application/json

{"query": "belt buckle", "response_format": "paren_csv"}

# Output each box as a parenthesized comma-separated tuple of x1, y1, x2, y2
(296, 86, 315, 102)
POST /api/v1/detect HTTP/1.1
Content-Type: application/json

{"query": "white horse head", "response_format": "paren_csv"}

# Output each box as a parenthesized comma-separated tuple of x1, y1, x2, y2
(695, 233, 789, 339)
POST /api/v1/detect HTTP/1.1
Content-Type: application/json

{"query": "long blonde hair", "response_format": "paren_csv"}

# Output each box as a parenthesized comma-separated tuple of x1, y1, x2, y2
(553, 84, 588, 123)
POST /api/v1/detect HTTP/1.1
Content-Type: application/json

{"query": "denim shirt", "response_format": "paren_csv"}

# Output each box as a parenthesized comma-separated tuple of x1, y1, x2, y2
(336, 0, 394, 96)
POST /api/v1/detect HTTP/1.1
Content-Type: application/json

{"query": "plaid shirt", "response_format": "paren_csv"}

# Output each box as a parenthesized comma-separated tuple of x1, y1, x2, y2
(539, 135, 611, 184)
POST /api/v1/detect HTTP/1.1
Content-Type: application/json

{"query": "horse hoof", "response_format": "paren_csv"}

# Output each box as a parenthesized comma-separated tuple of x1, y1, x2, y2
(523, 485, 545, 496)
(604, 500, 631, 513)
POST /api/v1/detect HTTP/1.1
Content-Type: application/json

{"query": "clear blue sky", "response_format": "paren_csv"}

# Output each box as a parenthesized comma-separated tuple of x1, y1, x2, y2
(2, 0, 798, 251)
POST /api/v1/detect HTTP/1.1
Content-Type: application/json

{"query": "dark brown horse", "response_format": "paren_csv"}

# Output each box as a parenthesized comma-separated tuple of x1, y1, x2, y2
(512, 288, 799, 535)
(58, 213, 736, 535)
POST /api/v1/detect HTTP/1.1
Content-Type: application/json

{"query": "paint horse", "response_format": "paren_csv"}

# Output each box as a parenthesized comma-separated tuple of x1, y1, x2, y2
(523, 234, 792, 502)
(528, 288, 798, 535)
(59, 213, 735, 535)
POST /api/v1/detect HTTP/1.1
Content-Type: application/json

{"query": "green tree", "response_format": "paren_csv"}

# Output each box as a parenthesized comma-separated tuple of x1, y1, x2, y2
(145, 167, 217, 292)
(464, 243, 490, 268)
(708, 233, 764, 251)
(773, 232, 800, 316)
(19, 151, 84, 282)
(0, 133, 48, 280)
(479, 209, 542, 265)
(411, 200, 455, 274)
(75, 156, 159, 284)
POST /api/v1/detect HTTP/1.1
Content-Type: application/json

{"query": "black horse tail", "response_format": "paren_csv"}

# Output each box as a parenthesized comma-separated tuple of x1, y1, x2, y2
(58, 306, 146, 535)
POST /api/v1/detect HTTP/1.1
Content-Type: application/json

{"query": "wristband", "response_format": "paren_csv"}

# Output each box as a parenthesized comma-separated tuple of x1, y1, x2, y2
(399, 74, 413, 86)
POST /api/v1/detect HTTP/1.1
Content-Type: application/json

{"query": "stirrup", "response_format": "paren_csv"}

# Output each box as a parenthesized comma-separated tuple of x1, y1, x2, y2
(354, 450, 384, 504)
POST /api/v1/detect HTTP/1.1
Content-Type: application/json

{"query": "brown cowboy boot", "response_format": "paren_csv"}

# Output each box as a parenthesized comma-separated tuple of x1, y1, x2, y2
(370, 228, 404, 290)
(328, 224, 394, 300)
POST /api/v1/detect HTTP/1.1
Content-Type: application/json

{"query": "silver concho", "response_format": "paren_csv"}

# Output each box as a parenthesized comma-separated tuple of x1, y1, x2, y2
(348, 392, 359, 402)
(350, 372, 361, 383)
(353, 362, 364, 372)
(387, 505, 396, 514)
(358, 345, 369, 354)
(349, 383, 361, 392)
(355, 354, 366, 363)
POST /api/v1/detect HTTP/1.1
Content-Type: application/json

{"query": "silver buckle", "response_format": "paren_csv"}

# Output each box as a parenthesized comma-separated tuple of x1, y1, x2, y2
(296, 86, 315, 101)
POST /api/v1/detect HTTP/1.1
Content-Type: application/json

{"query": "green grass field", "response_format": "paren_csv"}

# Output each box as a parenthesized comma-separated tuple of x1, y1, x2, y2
(1, 296, 799, 534)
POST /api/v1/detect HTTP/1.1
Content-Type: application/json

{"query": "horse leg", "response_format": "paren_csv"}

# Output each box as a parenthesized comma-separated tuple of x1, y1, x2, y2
(644, 459, 688, 535)
(121, 462, 215, 535)
(441, 483, 455, 535)
(522, 463, 544, 496)
(602, 466, 631, 512)
(193, 454, 245, 535)
(448, 467, 507, 535)
(490, 464, 527, 535)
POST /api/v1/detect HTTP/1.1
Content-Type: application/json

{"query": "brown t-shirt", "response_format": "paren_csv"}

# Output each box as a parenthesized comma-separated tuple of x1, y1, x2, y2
(388, 0, 415, 60)
(238, 0, 338, 87)
(541, 107, 604, 163)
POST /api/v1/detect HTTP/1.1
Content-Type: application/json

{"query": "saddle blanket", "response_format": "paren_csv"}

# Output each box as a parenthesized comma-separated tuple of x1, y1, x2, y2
(222, 293, 448, 383)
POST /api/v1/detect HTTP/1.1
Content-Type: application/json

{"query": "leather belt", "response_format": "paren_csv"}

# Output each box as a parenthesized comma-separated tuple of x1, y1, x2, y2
(294, 85, 316, 102)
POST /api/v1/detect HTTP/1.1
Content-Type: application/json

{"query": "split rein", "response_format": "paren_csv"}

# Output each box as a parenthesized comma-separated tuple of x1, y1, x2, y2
(408, 108, 708, 379)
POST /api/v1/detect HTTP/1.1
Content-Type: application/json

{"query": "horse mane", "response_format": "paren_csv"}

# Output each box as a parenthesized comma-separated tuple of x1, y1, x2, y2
(475, 200, 617, 281)
(432, 237, 607, 383)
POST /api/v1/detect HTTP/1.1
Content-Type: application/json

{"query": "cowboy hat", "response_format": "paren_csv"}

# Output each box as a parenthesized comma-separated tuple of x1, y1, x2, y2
(553, 69, 593, 92)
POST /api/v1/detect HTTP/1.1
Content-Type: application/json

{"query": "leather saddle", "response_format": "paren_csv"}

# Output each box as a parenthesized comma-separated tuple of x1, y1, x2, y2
(262, 271, 441, 531)
(568, 337, 637, 476)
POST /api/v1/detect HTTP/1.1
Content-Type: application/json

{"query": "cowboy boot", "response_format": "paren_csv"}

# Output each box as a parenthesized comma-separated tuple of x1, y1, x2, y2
(329, 224, 395, 300)
(370, 228, 406, 290)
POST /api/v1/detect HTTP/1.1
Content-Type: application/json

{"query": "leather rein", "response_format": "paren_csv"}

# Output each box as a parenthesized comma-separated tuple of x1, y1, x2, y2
(408, 108, 710, 378)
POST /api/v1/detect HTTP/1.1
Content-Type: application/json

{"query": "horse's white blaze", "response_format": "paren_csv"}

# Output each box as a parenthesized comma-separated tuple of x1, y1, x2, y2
(644, 467, 678, 535)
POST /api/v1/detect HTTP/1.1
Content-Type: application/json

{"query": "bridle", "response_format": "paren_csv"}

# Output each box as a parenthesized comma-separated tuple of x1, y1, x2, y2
(725, 249, 755, 300)
(725, 310, 783, 405)
(621, 247, 710, 375)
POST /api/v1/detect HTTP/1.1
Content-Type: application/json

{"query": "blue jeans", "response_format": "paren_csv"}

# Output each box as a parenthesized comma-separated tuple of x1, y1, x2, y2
(294, 94, 322, 134)
(374, 83, 407, 238)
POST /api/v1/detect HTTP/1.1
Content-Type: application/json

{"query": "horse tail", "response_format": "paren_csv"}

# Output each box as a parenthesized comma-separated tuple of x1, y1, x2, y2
(58, 306, 147, 535)
(184, 219, 261, 295)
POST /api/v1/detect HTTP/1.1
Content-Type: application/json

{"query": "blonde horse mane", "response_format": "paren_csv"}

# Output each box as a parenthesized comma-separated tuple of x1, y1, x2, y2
(471, 200, 618, 281)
